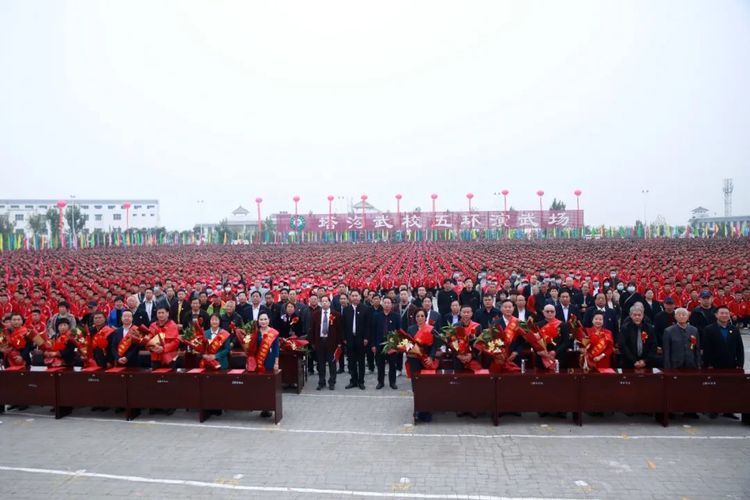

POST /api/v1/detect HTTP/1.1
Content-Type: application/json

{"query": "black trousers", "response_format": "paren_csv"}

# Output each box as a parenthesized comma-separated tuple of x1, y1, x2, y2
(308, 346, 317, 372)
(347, 340, 366, 385)
(316, 343, 337, 387)
(376, 351, 397, 386)
(366, 348, 375, 372)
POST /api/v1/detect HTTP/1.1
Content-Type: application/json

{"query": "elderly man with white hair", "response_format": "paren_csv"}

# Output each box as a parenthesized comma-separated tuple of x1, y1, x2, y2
(617, 303, 657, 369)
(662, 308, 701, 369)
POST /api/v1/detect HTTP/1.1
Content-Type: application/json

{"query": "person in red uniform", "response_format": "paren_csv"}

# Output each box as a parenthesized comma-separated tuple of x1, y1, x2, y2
(143, 306, 179, 368)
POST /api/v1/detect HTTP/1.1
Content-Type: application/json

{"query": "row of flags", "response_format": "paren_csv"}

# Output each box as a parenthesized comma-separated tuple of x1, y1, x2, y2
(1, 221, 748, 251)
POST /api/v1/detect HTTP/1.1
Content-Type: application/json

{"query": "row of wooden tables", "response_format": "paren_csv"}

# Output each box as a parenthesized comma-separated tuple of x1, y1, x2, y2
(0, 367, 283, 423)
(412, 369, 750, 426)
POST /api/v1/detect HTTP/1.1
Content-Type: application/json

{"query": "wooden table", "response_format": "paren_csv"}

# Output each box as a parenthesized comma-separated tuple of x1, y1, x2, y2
(496, 371, 582, 425)
(279, 350, 306, 393)
(199, 370, 282, 423)
(56, 368, 129, 418)
(663, 370, 750, 425)
(579, 370, 666, 425)
(125, 369, 203, 421)
(0, 369, 58, 414)
(412, 370, 497, 425)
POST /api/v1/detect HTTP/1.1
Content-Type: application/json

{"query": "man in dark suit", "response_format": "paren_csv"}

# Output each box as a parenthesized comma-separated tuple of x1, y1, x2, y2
(134, 288, 157, 327)
(703, 306, 744, 369)
(180, 297, 211, 331)
(442, 300, 461, 327)
(583, 293, 619, 336)
(371, 297, 401, 390)
(108, 310, 140, 367)
(421, 297, 442, 330)
(459, 278, 480, 312)
(436, 278, 458, 316)
(342, 290, 371, 390)
(474, 294, 501, 329)
(555, 291, 580, 323)
(512, 294, 535, 323)
(618, 303, 657, 369)
(169, 290, 189, 324)
(310, 296, 341, 390)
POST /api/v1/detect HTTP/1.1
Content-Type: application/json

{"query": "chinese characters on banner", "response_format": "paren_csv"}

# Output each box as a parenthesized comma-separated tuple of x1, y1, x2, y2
(276, 211, 583, 232)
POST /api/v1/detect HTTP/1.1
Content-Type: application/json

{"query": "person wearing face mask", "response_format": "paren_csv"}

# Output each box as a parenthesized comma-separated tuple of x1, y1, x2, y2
(619, 283, 644, 321)
(608, 270, 622, 288)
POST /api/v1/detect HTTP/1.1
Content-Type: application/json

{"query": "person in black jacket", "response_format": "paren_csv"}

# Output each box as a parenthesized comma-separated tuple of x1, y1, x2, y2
(342, 290, 371, 390)
(180, 297, 210, 331)
(689, 290, 717, 344)
(436, 278, 458, 316)
(703, 306, 744, 369)
(617, 303, 657, 369)
(108, 310, 140, 367)
(459, 278, 480, 312)
(653, 297, 677, 348)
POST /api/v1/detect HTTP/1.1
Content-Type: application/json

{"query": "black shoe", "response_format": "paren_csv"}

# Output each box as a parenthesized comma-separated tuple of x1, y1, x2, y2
(685, 412, 700, 419)
(345, 383, 357, 389)
(376, 383, 384, 390)
(308, 369, 315, 375)
(316, 384, 324, 391)
(337, 369, 344, 374)
(390, 384, 398, 390)
(359, 384, 366, 390)
(164, 408, 175, 416)
(328, 384, 335, 390)
(260, 411, 272, 418)
(722, 413, 740, 420)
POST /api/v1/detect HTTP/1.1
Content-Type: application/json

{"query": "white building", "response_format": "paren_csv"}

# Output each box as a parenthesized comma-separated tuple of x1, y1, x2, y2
(0, 199, 160, 235)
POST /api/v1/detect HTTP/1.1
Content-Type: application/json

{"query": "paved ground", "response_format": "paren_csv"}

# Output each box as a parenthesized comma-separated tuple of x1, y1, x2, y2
(1, 337, 749, 500)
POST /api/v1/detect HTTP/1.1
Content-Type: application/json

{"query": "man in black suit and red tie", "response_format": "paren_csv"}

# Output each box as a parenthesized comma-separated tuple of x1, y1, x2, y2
(342, 290, 371, 390)
(310, 296, 341, 390)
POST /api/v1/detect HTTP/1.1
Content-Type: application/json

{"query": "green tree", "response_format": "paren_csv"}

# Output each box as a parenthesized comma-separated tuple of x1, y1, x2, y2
(262, 216, 276, 233)
(64, 205, 86, 234)
(216, 219, 231, 241)
(27, 213, 48, 237)
(549, 198, 566, 210)
(0, 213, 13, 234)
(45, 208, 61, 239)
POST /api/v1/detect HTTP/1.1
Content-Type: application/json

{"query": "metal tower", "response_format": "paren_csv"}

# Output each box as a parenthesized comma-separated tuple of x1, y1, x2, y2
(723, 178, 733, 217)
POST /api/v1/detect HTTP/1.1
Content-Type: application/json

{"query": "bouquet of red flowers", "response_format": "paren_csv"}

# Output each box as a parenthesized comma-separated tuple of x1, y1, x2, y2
(117, 327, 145, 358)
(200, 329, 230, 370)
(518, 318, 556, 371)
(381, 329, 414, 355)
(473, 326, 519, 373)
(70, 327, 97, 368)
(0, 330, 26, 367)
(178, 317, 205, 352)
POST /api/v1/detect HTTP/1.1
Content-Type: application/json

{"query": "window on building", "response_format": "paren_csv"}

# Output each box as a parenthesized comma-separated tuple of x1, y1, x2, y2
(38, 205, 47, 210)
(94, 205, 102, 209)
(25, 205, 33, 209)
(80, 205, 89, 209)
(108, 205, 116, 210)
(113, 214, 122, 221)
(150, 213, 155, 217)
(10, 205, 19, 209)
(15, 214, 24, 221)
(83, 215, 89, 221)
(147, 205, 155, 209)
(0, 205, 5, 209)
(95, 214, 102, 221)
(134, 205, 142, 209)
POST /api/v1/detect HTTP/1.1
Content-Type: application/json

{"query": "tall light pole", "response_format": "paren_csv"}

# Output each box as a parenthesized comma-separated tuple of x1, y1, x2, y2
(395, 194, 402, 228)
(501, 189, 509, 213)
(70, 194, 77, 248)
(327, 195, 334, 239)
(641, 189, 649, 238)
(574, 189, 582, 236)
(123, 201, 132, 231)
(430, 193, 438, 227)
(466, 192, 474, 212)
(196, 200, 205, 241)
(360, 194, 368, 240)
(56, 201, 66, 248)
(255, 197, 263, 244)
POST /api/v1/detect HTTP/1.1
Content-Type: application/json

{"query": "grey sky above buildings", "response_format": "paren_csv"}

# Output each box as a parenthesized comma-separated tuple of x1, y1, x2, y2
(1, 0, 748, 230)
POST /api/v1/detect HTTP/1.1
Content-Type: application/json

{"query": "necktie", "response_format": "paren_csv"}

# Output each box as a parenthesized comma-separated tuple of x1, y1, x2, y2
(352, 306, 356, 335)
(636, 328, 643, 356)
(322, 310, 329, 337)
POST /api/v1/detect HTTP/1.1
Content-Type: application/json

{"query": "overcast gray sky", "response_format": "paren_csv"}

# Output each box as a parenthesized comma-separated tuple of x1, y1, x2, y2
(1, 0, 748, 230)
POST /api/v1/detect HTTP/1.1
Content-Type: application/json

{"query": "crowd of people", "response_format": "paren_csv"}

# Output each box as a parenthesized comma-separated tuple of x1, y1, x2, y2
(0, 240, 747, 419)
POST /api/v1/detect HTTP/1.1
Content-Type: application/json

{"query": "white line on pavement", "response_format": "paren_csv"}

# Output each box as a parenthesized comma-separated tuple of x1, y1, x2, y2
(3, 412, 749, 441)
(0, 465, 575, 500)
